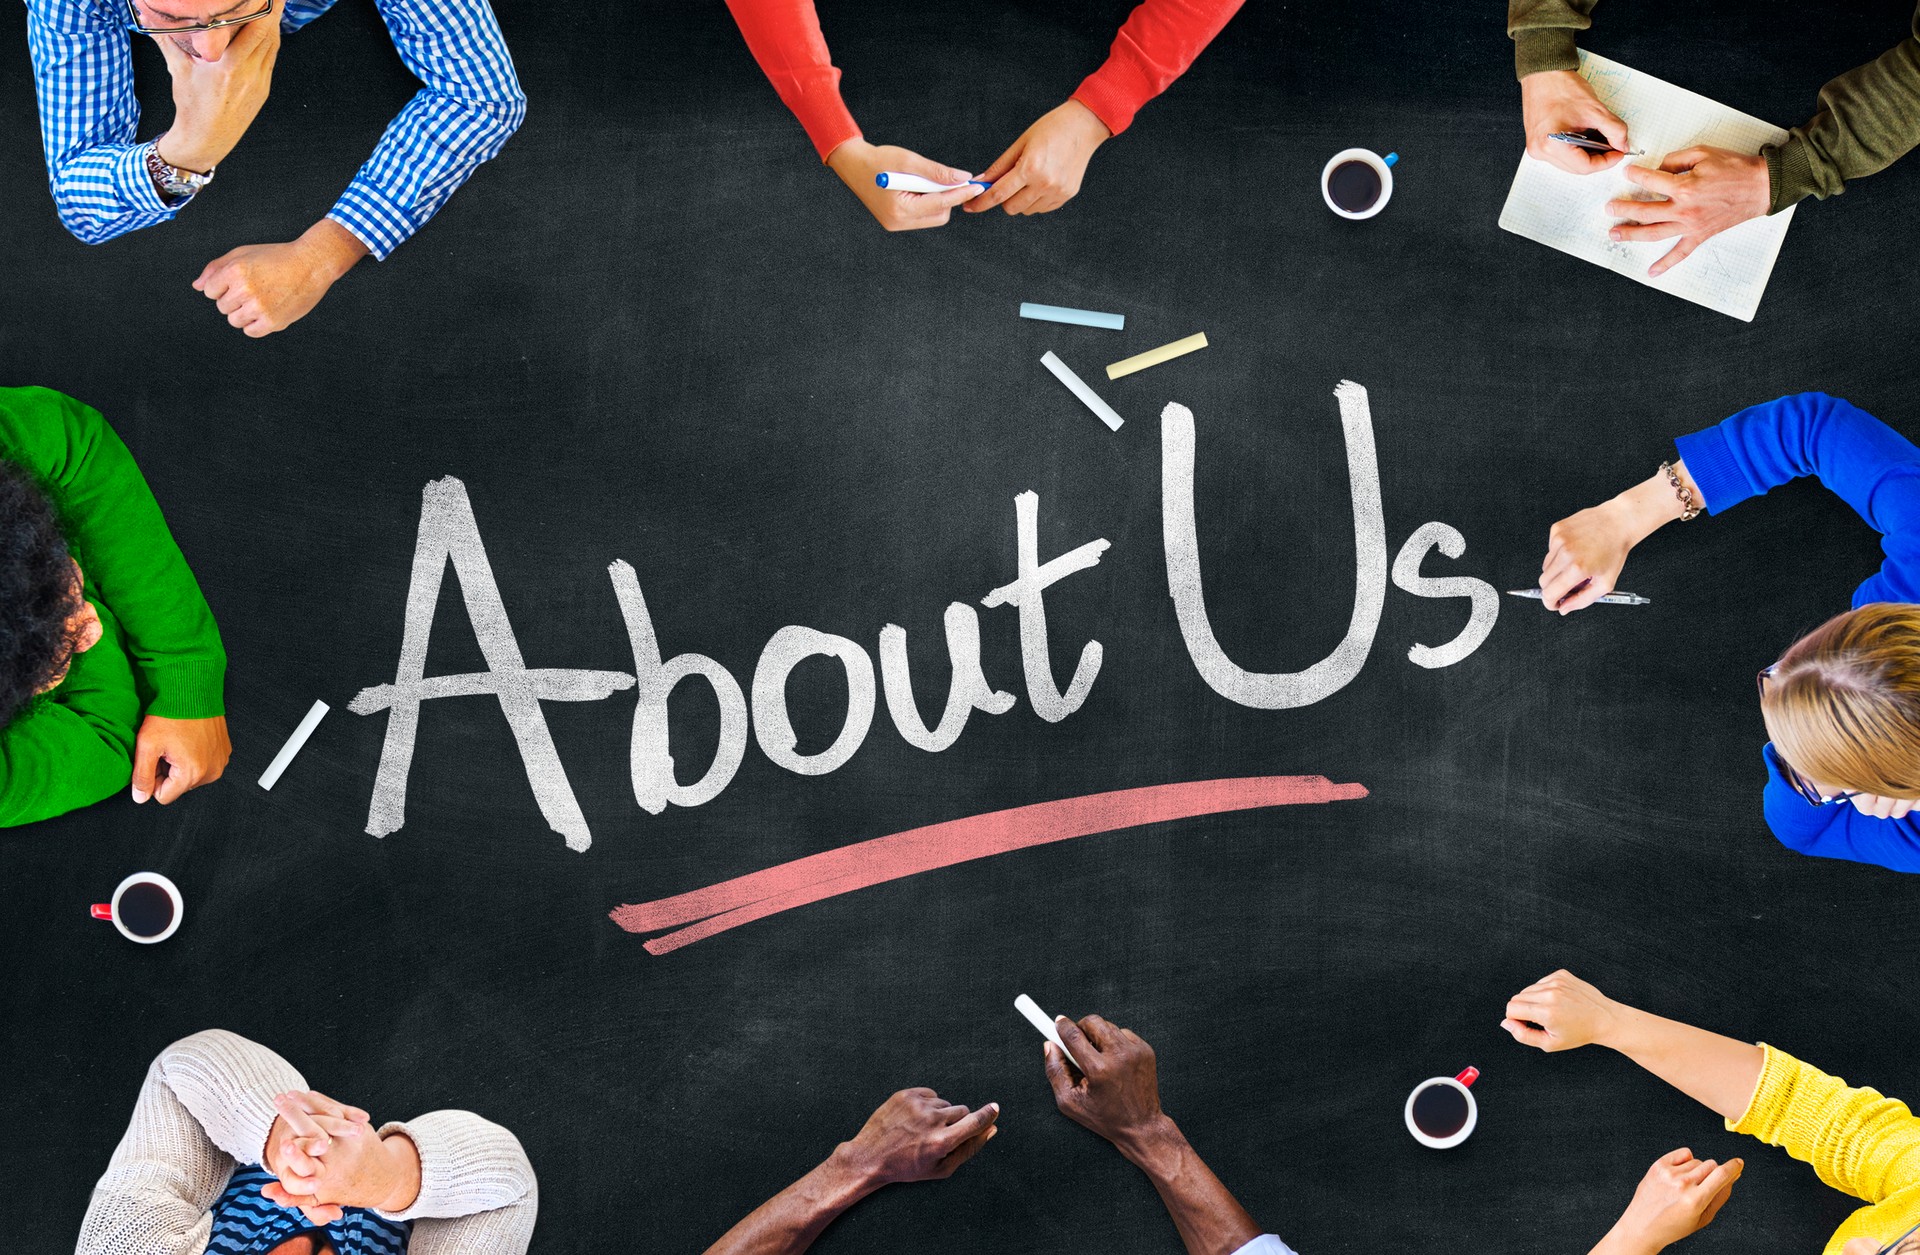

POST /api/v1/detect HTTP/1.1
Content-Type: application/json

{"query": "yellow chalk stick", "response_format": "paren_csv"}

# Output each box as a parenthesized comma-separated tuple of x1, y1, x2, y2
(1106, 332, 1209, 380)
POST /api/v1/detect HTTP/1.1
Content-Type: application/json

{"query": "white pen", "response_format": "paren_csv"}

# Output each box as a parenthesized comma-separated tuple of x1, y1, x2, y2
(875, 172, 992, 193)
(1507, 587, 1651, 606)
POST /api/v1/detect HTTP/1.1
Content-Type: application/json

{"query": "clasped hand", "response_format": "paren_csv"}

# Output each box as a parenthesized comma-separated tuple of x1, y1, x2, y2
(261, 1090, 420, 1225)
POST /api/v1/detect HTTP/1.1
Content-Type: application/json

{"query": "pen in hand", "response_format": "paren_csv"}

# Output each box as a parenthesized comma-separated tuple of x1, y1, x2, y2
(1548, 129, 1646, 158)
(1508, 583, 1651, 607)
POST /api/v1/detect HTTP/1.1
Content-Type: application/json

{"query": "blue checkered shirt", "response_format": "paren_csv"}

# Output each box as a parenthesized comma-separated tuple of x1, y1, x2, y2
(24, 0, 525, 258)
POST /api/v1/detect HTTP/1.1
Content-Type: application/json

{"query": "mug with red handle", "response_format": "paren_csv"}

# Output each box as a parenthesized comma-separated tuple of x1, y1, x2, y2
(1405, 1066, 1479, 1149)
(91, 872, 183, 944)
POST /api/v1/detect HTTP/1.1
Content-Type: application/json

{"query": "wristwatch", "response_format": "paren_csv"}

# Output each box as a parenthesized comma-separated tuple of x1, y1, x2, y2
(144, 137, 214, 204)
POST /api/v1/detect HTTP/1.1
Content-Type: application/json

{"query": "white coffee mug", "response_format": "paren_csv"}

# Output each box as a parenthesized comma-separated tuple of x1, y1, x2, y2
(1321, 148, 1398, 220)
(90, 872, 184, 944)
(1404, 1066, 1479, 1149)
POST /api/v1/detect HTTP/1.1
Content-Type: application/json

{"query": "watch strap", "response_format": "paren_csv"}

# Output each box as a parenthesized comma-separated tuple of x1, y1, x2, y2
(144, 138, 214, 205)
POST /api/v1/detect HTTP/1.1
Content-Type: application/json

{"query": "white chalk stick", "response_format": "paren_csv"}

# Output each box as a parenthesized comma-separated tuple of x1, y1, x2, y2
(1040, 351, 1124, 432)
(1014, 993, 1082, 1071)
(258, 700, 329, 791)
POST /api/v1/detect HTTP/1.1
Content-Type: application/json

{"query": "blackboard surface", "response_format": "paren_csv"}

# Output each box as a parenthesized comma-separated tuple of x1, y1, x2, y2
(5, 1, 1920, 1251)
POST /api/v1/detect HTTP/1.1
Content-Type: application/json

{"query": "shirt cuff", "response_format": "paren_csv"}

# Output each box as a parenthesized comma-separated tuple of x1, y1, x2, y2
(328, 181, 417, 261)
(1763, 137, 1818, 213)
(1230, 1236, 1298, 1255)
(142, 658, 226, 720)
(788, 82, 861, 163)
(1672, 424, 1747, 514)
(1073, 58, 1157, 138)
(1513, 28, 1581, 79)
(117, 142, 187, 217)
(373, 1112, 534, 1222)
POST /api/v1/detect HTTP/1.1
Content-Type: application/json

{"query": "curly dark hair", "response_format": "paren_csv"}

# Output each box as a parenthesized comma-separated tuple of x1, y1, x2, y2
(0, 459, 82, 729)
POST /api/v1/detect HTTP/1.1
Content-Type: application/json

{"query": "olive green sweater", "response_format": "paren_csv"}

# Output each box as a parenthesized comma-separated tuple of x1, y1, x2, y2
(0, 387, 225, 827)
(1507, 0, 1920, 213)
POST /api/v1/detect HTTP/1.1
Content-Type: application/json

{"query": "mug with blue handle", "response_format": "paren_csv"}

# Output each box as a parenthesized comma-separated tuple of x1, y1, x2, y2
(1321, 148, 1399, 220)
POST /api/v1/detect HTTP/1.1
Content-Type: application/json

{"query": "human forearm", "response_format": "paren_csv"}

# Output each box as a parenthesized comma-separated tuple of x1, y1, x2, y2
(1120, 1116, 1263, 1255)
(333, 0, 525, 263)
(4, 389, 226, 713)
(723, 0, 859, 162)
(1588, 1229, 1661, 1255)
(1507, 0, 1598, 78)
(1069, 0, 1245, 138)
(375, 1111, 535, 1221)
(702, 1147, 878, 1255)
(1598, 1004, 1764, 1125)
(1767, 14, 1920, 211)
(1603, 461, 1702, 549)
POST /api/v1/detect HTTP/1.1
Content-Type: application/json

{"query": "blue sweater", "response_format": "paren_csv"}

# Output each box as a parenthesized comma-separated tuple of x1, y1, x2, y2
(1676, 392, 1920, 873)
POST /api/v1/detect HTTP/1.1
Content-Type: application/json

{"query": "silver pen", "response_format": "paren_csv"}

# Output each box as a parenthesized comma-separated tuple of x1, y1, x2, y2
(1507, 587, 1650, 606)
(1547, 130, 1647, 157)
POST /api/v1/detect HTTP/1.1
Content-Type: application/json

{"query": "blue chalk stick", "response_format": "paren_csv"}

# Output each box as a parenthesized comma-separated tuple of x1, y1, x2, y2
(1019, 302, 1126, 331)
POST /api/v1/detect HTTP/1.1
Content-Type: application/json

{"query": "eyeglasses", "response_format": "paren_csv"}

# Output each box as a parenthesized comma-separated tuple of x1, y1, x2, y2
(1757, 666, 1859, 808)
(1877, 1221, 1920, 1255)
(124, 0, 273, 36)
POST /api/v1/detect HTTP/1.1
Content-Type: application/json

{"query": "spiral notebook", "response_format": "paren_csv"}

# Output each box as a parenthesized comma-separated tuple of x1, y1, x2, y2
(1498, 51, 1797, 322)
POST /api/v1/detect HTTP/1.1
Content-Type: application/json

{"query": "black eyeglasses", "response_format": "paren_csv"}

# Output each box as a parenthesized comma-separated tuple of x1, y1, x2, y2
(1757, 666, 1859, 808)
(1877, 1221, 1920, 1254)
(124, 0, 273, 36)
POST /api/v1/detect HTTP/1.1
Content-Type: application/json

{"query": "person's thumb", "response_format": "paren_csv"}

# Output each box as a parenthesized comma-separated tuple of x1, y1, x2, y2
(901, 152, 973, 188)
(131, 731, 163, 803)
(154, 759, 195, 805)
(1499, 1017, 1555, 1049)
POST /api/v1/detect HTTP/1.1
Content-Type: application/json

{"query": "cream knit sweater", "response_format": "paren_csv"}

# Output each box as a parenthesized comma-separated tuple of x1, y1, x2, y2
(75, 1030, 538, 1254)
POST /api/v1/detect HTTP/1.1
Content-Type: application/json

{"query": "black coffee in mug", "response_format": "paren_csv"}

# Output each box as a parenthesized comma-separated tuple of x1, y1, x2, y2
(1327, 160, 1383, 213)
(118, 881, 176, 937)
(1411, 1083, 1470, 1138)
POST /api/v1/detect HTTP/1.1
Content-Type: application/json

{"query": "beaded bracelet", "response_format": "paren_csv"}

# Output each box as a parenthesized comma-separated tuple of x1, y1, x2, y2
(1661, 460, 1701, 522)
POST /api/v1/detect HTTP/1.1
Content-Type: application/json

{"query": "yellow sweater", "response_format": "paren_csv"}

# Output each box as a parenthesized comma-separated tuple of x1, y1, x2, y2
(1732, 1044, 1920, 1253)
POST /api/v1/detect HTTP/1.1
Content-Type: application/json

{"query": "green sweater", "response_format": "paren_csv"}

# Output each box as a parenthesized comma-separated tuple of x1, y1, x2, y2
(0, 388, 225, 827)
(1507, 0, 1920, 213)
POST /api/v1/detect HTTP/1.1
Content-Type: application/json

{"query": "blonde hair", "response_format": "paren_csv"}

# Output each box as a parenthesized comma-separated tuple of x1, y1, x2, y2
(1760, 603, 1920, 797)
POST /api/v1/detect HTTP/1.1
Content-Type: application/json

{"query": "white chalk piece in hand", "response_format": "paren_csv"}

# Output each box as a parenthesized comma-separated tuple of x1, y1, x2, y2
(1014, 993, 1083, 1071)
(258, 700, 329, 791)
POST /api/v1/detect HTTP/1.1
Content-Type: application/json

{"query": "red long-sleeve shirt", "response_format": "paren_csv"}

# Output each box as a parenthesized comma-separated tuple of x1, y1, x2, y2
(724, 0, 1246, 162)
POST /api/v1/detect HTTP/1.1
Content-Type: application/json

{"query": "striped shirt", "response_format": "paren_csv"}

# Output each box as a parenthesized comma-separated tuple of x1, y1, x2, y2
(23, 0, 525, 259)
(209, 1162, 412, 1255)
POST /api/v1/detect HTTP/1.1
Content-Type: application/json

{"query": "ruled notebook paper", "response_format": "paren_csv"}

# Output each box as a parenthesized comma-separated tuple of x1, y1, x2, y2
(1498, 51, 1796, 322)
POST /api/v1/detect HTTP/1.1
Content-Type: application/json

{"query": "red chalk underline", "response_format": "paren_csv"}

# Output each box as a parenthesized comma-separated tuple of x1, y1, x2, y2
(609, 775, 1368, 955)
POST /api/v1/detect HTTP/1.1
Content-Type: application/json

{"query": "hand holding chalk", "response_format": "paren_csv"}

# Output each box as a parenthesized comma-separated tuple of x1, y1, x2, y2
(825, 139, 983, 233)
(132, 713, 232, 805)
(1041, 1013, 1175, 1161)
(1014, 993, 1082, 1070)
(1501, 969, 1622, 1052)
